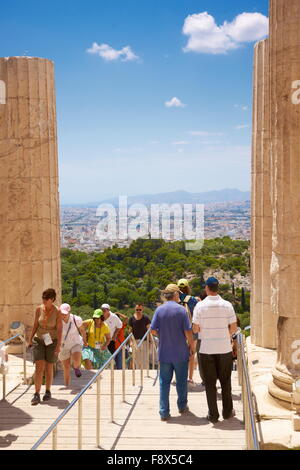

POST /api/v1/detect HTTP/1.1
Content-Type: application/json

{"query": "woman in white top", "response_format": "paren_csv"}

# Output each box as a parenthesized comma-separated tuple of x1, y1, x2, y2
(59, 303, 87, 386)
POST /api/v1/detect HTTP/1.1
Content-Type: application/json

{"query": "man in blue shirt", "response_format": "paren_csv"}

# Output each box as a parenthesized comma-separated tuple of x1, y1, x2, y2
(151, 284, 195, 421)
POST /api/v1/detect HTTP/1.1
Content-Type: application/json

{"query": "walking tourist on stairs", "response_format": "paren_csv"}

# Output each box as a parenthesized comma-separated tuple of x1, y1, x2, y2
(82, 310, 111, 370)
(192, 278, 237, 423)
(101, 304, 123, 369)
(59, 303, 87, 386)
(129, 304, 151, 369)
(28, 288, 62, 406)
(177, 279, 199, 386)
(151, 284, 195, 421)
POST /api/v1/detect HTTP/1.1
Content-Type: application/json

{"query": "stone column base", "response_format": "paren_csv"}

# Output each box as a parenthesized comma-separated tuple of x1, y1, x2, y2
(268, 367, 295, 410)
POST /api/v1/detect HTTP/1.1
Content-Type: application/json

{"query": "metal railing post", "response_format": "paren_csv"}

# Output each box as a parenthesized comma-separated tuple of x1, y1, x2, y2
(110, 360, 114, 423)
(52, 428, 57, 450)
(96, 376, 101, 448)
(22, 336, 27, 385)
(2, 375, 6, 400)
(78, 396, 83, 450)
(122, 346, 126, 402)
(132, 344, 136, 386)
(152, 337, 155, 370)
(140, 346, 143, 387)
(146, 334, 150, 378)
(237, 332, 260, 450)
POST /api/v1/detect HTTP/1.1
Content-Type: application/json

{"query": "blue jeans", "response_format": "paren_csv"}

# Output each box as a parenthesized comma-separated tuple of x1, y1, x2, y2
(159, 361, 189, 418)
(114, 350, 123, 370)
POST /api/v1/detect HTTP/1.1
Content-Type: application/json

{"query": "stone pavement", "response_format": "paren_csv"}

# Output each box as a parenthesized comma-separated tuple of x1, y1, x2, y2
(0, 368, 245, 450)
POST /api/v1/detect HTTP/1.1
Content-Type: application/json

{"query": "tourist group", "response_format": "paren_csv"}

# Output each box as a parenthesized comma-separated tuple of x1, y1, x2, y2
(28, 277, 238, 424)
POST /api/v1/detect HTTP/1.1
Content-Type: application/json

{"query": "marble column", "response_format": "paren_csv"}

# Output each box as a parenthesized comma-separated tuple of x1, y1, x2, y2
(251, 40, 276, 349)
(268, 0, 300, 406)
(0, 57, 61, 339)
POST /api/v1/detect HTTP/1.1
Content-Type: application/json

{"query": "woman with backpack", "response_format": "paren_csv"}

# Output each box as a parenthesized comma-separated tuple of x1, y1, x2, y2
(59, 303, 87, 386)
(177, 279, 199, 385)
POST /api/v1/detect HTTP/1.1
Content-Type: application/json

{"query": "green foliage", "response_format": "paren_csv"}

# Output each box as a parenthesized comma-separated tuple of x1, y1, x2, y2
(61, 237, 250, 316)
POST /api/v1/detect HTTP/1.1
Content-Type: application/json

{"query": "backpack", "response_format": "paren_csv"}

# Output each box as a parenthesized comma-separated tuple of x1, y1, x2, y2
(182, 295, 193, 324)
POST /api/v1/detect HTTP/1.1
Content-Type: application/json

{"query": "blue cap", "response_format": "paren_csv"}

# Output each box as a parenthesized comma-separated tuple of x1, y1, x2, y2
(205, 277, 219, 286)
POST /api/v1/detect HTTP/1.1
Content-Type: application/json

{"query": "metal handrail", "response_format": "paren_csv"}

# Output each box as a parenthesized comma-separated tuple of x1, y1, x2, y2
(31, 329, 157, 450)
(236, 332, 260, 450)
(0, 334, 24, 346)
(0, 333, 27, 400)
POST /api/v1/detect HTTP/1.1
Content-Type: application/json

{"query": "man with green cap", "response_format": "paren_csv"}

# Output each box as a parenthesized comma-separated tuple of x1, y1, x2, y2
(82, 309, 112, 370)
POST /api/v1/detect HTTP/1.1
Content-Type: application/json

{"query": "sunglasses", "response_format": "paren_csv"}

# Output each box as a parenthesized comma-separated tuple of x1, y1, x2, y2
(135, 309, 142, 312)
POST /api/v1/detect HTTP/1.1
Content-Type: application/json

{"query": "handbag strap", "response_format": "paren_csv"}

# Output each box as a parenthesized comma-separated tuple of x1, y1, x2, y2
(73, 315, 82, 336)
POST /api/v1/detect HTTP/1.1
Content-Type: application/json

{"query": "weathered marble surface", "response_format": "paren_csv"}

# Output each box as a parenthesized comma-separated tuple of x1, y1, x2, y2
(251, 39, 276, 349)
(268, 0, 300, 404)
(0, 57, 61, 339)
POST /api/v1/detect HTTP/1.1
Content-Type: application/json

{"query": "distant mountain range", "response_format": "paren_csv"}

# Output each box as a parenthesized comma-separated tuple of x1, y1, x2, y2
(62, 189, 250, 208)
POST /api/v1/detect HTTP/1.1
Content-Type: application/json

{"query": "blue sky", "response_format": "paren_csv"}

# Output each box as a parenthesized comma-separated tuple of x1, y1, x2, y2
(1, 0, 269, 204)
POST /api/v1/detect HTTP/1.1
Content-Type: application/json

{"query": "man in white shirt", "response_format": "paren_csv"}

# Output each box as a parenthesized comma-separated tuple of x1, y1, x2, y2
(192, 277, 237, 423)
(101, 304, 123, 368)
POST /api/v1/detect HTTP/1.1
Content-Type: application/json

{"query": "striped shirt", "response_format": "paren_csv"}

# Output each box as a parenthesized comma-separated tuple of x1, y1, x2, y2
(192, 295, 237, 354)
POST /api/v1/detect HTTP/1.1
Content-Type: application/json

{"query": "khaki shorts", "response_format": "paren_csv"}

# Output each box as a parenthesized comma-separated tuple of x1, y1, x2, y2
(33, 337, 57, 364)
(59, 344, 82, 362)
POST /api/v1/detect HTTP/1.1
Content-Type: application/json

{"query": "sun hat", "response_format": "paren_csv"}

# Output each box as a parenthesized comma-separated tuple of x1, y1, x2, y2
(164, 284, 180, 294)
(93, 309, 103, 319)
(60, 303, 71, 315)
(101, 303, 110, 310)
(177, 279, 189, 288)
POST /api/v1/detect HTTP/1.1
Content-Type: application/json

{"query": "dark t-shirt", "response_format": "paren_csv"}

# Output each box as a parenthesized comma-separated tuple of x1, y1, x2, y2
(129, 314, 151, 340)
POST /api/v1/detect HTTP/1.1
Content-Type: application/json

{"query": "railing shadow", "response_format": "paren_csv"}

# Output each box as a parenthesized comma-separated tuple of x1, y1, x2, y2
(0, 434, 18, 448)
(109, 385, 143, 450)
(0, 400, 32, 433)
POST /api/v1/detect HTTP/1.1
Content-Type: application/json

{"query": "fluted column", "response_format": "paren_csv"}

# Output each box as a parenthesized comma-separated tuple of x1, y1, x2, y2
(0, 57, 61, 338)
(268, 0, 300, 406)
(261, 39, 276, 349)
(251, 40, 276, 349)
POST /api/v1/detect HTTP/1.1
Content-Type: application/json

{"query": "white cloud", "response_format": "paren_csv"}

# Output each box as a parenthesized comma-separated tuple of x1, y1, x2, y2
(188, 131, 224, 136)
(234, 104, 248, 111)
(223, 13, 269, 43)
(172, 141, 189, 146)
(87, 43, 139, 62)
(183, 11, 268, 55)
(165, 97, 186, 108)
(234, 124, 250, 130)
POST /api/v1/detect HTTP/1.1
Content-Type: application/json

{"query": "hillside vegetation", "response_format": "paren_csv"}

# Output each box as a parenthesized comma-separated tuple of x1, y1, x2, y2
(62, 237, 251, 330)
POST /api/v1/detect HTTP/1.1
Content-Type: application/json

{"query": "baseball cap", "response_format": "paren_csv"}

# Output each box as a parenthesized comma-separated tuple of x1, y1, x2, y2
(93, 309, 103, 319)
(177, 279, 189, 288)
(60, 303, 71, 315)
(164, 284, 180, 294)
(101, 303, 110, 310)
(205, 277, 219, 287)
